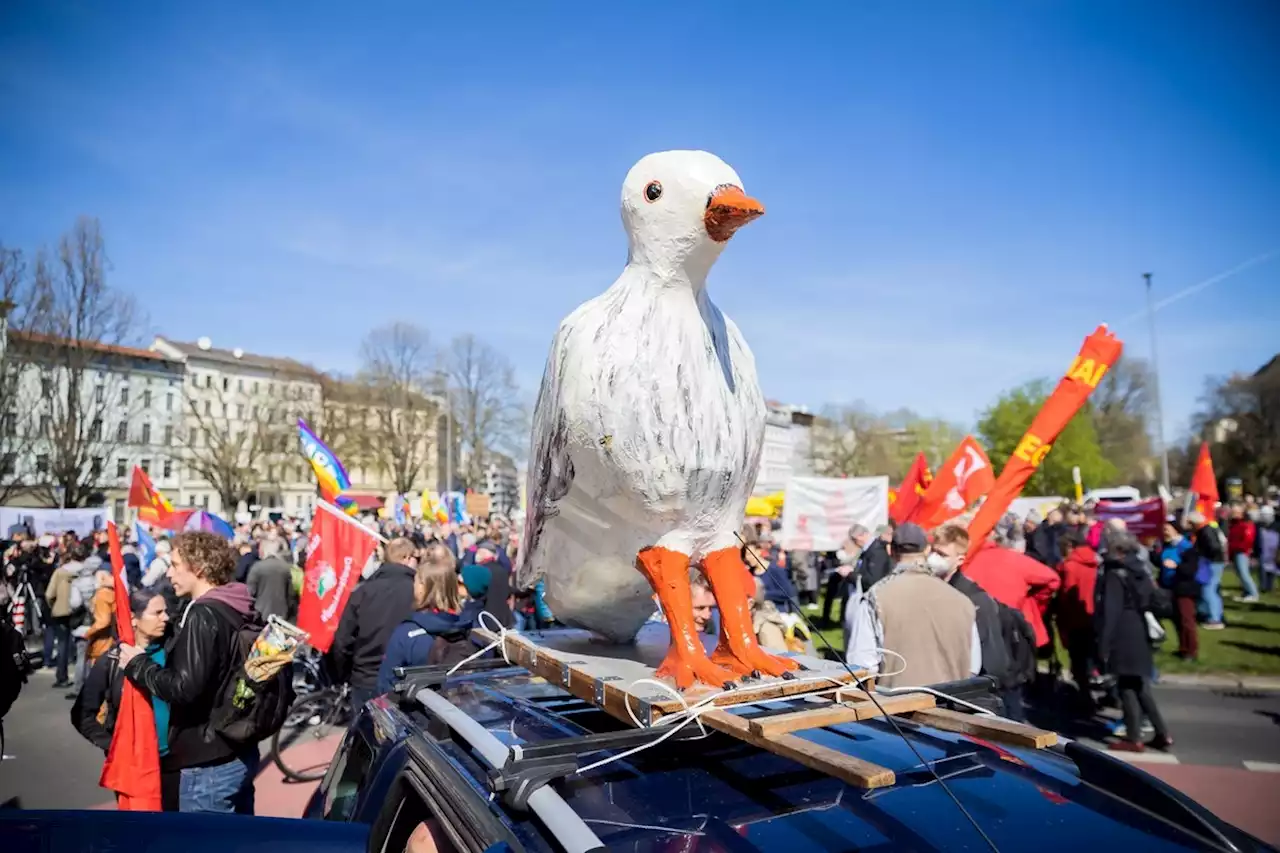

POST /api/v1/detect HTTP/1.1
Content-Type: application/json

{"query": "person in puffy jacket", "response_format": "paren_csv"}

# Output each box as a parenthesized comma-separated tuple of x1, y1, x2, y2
(376, 543, 483, 694)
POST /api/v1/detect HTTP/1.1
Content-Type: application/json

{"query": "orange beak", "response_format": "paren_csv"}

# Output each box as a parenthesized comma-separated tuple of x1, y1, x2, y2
(704, 185, 764, 242)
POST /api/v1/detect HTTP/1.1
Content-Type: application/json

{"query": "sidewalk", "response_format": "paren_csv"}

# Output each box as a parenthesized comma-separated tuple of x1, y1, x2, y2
(1155, 673, 1280, 691)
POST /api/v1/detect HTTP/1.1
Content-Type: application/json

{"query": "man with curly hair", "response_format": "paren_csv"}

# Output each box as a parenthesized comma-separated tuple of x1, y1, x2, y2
(120, 531, 259, 815)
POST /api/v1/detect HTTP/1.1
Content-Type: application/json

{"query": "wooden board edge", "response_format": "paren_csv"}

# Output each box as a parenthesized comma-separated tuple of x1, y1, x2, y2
(748, 692, 937, 737)
(910, 707, 1058, 749)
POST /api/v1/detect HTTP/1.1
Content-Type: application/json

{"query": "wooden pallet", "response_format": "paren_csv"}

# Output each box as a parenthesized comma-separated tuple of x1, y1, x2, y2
(473, 624, 1058, 789)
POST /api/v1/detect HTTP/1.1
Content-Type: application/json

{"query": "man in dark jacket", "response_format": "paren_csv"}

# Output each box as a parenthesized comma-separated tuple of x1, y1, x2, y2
(853, 525, 892, 591)
(1027, 508, 1063, 567)
(246, 537, 296, 621)
(329, 537, 419, 710)
(120, 531, 258, 814)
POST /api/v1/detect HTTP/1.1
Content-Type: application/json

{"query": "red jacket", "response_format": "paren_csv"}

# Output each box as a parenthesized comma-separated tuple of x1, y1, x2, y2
(963, 541, 1062, 647)
(1056, 546, 1100, 636)
(1228, 520, 1256, 559)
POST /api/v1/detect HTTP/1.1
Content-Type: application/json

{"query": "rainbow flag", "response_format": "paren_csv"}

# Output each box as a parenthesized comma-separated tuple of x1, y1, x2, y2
(298, 419, 357, 515)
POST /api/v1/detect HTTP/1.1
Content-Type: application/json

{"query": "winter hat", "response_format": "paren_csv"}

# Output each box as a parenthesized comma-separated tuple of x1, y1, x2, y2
(461, 563, 491, 598)
(892, 523, 928, 553)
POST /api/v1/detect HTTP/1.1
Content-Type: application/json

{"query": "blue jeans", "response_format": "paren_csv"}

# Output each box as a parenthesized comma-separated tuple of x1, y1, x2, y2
(1202, 561, 1226, 623)
(179, 751, 258, 814)
(1233, 553, 1260, 599)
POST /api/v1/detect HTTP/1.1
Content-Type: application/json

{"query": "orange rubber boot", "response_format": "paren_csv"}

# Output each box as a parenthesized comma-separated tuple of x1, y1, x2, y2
(636, 546, 738, 690)
(702, 547, 800, 678)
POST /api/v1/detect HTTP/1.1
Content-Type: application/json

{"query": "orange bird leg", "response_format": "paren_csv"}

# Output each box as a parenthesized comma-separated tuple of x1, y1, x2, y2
(635, 546, 737, 690)
(702, 547, 800, 678)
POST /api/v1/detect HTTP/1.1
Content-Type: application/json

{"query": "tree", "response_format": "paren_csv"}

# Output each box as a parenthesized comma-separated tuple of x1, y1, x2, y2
(1189, 361, 1280, 493)
(444, 334, 525, 489)
(1090, 355, 1155, 487)
(0, 245, 39, 504)
(6, 219, 146, 507)
(977, 380, 1116, 496)
(331, 322, 440, 494)
(809, 404, 907, 478)
(177, 377, 317, 511)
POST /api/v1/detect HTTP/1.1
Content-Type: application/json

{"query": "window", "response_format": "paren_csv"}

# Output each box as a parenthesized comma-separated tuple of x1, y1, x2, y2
(322, 733, 375, 822)
(204, 374, 212, 388)
(166, 393, 173, 412)
(297, 466, 303, 481)
(268, 383, 275, 396)
(2, 412, 14, 435)
(143, 389, 151, 408)
(253, 381, 260, 394)
(116, 457, 126, 477)
(164, 425, 173, 445)
(113, 498, 125, 525)
(190, 374, 197, 387)
(202, 494, 210, 509)
(39, 414, 50, 435)
(223, 377, 229, 391)
(140, 458, 150, 475)
(120, 387, 129, 406)
(251, 406, 257, 419)
(91, 418, 103, 440)
(116, 421, 128, 442)
(95, 385, 104, 403)
(41, 376, 52, 397)
(163, 458, 172, 478)
(141, 423, 151, 444)
(0, 454, 14, 477)
(35, 454, 49, 475)
(189, 426, 197, 446)
(204, 400, 211, 415)
(237, 404, 245, 419)
(238, 379, 244, 392)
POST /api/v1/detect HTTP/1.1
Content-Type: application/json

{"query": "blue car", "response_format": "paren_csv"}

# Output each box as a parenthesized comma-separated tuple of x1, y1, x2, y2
(296, 660, 1276, 853)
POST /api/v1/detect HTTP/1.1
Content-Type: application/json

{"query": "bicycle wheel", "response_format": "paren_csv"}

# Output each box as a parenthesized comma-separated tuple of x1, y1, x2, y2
(270, 689, 349, 782)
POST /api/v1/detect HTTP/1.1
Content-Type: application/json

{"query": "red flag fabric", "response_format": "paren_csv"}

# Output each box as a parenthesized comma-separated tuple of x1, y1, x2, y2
(890, 453, 933, 524)
(911, 436, 996, 529)
(98, 522, 162, 811)
(126, 467, 196, 530)
(966, 325, 1124, 555)
(1189, 442, 1219, 519)
(297, 500, 381, 653)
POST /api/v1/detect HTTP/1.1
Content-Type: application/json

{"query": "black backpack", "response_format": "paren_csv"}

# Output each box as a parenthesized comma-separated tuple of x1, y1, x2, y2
(204, 603, 295, 745)
(0, 613, 34, 721)
(997, 603, 1037, 690)
(426, 630, 479, 668)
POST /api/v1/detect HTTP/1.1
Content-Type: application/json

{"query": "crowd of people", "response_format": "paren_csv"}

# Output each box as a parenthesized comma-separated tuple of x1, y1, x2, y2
(1, 490, 1276, 813)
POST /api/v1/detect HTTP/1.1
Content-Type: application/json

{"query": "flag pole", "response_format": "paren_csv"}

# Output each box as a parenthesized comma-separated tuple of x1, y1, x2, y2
(1145, 272, 1171, 495)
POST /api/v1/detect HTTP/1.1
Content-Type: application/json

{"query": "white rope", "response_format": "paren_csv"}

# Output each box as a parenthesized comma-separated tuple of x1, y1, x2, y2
(445, 610, 512, 676)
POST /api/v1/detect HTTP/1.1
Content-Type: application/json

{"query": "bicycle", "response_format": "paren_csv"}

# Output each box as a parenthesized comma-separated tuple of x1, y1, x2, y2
(269, 649, 352, 783)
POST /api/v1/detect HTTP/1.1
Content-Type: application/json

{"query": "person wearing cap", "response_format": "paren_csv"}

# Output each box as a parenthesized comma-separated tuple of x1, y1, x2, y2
(845, 523, 980, 689)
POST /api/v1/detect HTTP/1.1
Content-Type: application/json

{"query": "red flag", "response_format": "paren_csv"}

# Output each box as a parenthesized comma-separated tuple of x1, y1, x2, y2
(297, 501, 381, 653)
(1189, 442, 1219, 519)
(910, 436, 996, 529)
(966, 325, 1124, 555)
(99, 522, 162, 811)
(889, 453, 933, 524)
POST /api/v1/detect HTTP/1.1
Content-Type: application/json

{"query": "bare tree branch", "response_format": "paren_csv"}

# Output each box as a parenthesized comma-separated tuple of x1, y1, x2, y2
(444, 334, 525, 489)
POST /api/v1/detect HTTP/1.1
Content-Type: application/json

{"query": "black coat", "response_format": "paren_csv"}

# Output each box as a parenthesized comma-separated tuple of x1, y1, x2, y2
(1095, 556, 1154, 679)
(854, 540, 892, 590)
(71, 648, 124, 752)
(1194, 525, 1226, 564)
(328, 562, 417, 690)
(1027, 522, 1061, 568)
(950, 571, 1010, 682)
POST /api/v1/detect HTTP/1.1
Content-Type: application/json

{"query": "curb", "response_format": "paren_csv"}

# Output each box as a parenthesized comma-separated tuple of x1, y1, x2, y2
(1155, 673, 1280, 691)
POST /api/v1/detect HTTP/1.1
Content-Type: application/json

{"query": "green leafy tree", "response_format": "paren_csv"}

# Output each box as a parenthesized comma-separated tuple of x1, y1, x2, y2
(978, 380, 1116, 496)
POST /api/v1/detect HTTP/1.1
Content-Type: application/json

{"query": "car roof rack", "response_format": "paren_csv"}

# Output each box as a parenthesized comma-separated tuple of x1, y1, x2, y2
(392, 657, 514, 696)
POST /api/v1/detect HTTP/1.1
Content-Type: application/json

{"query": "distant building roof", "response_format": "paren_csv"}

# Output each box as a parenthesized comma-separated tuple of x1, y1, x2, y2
(13, 331, 182, 366)
(1256, 353, 1279, 379)
(152, 336, 321, 379)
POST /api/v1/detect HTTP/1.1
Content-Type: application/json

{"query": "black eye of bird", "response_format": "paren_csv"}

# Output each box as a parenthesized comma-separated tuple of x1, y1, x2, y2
(644, 181, 663, 202)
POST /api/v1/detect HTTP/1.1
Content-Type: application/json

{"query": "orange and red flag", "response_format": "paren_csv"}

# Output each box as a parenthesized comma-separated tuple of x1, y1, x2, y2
(890, 453, 933, 525)
(911, 436, 995, 529)
(1189, 441, 1219, 519)
(98, 522, 162, 811)
(966, 325, 1124, 555)
(127, 466, 173, 526)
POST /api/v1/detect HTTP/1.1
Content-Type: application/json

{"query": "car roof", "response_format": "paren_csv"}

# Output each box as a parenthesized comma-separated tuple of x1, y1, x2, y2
(375, 669, 1255, 853)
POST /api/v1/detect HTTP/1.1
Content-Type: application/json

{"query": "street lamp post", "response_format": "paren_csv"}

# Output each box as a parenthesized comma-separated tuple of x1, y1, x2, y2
(1145, 272, 1171, 494)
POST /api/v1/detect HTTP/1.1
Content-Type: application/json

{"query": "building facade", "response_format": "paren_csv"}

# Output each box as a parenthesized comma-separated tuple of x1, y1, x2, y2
(482, 452, 520, 516)
(151, 336, 323, 517)
(753, 401, 815, 496)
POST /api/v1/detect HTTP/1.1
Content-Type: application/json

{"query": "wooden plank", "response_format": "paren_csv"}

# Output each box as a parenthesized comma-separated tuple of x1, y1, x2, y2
(748, 692, 937, 737)
(909, 707, 1058, 749)
(702, 710, 896, 789)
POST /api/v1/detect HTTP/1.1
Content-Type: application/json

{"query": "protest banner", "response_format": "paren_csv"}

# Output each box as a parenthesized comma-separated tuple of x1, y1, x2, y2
(966, 325, 1124, 555)
(1093, 497, 1166, 539)
(297, 500, 381, 652)
(466, 492, 492, 519)
(780, 476, 889, 552)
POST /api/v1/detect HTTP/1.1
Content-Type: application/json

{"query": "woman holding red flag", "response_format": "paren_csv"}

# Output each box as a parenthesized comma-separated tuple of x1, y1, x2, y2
(70, 589, 177, 809)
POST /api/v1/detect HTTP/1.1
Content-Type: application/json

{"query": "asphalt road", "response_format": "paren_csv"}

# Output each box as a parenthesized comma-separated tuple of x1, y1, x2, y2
(4, 665, 1279, 844)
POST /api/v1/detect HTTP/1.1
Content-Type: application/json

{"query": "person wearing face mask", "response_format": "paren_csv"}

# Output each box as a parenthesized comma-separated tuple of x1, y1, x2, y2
(848, 523, 980, 688)
(932, 525, 1009, 691)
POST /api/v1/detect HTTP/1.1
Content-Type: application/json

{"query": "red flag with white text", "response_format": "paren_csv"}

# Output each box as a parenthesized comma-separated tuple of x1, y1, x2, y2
(99, 522, 162, 811)
(910, 436, 996, 529)
(297, 500, 380, 653)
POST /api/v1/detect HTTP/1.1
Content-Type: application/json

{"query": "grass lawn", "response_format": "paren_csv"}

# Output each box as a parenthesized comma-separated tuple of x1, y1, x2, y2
(805, 571, 1280, 677)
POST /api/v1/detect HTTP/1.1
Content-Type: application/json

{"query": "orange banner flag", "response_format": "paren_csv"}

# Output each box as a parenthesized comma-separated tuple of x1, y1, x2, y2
(966, 325, 1124, 555)
(1189, 441, 1219, 519)
(127, 466, 172, 526)
(890, 453, 933, 524)
(99, 522, 163, 811)
(911, 436, 995, 529)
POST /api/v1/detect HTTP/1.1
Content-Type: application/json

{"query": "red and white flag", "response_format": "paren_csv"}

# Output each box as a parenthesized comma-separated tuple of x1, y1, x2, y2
(297, 501, 381, 653)
(911, 436, 996, 530)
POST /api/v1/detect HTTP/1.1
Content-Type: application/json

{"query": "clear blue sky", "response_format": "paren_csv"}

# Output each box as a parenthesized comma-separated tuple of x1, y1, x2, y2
(2, 1, 1277, 441)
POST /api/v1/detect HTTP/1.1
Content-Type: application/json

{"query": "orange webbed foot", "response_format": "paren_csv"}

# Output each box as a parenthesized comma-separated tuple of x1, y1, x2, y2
(637, 545, 739, 691)
(702, 546, 801, 680)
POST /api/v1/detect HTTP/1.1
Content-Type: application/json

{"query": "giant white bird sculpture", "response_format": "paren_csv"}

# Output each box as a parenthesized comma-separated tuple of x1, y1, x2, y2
(516, 150, 797, 689)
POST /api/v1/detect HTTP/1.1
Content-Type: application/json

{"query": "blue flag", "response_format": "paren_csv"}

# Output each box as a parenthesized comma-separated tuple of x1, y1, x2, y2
(133, 520, 156, 569)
